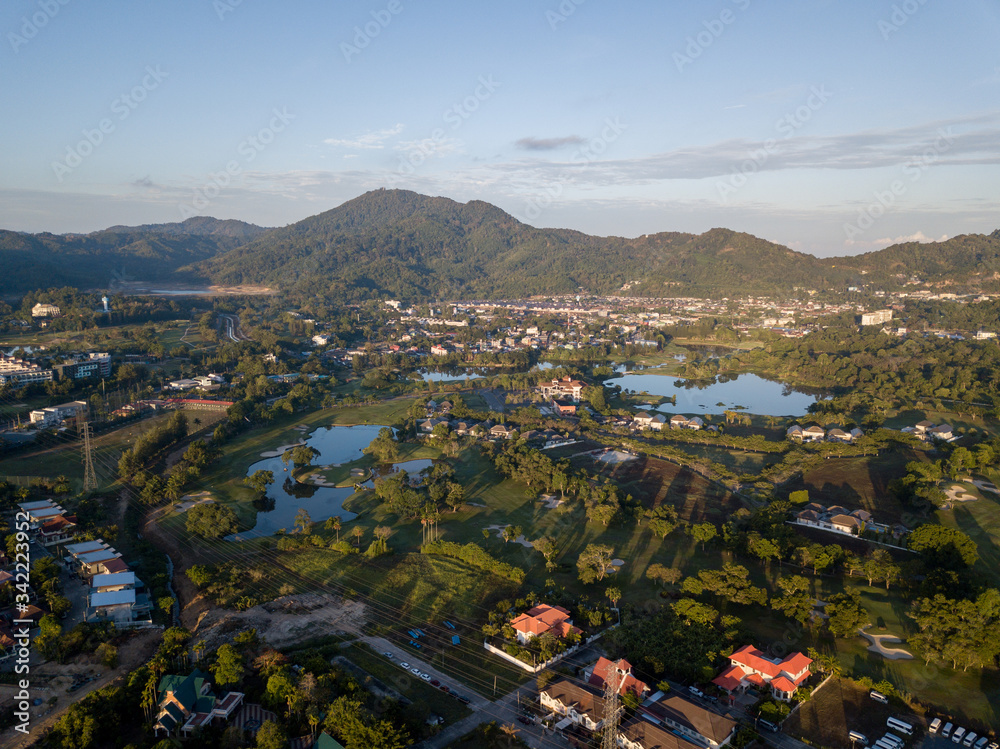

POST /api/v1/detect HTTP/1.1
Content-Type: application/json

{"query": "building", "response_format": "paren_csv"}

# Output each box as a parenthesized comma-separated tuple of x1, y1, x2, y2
(31, 303, 61, 317)
(793, 503, 876, 537)
(510, 604, 581, 645)
(539, 376, 586, 402)
(619, 716, 705, 749)
(36, 514, 78, 546)
(539, 680, 604, 736)
(52, 353, 111, 380)
(88, 587, 152, 624)
(585, 657, 649, 699)
(0, 356, 53, 386)
(154, 670, 244, 737)
(28, 400, 89, 427)
(639, 693, 738, 747)
(712, 645, 812, 702)
(860, 309, 893, 326)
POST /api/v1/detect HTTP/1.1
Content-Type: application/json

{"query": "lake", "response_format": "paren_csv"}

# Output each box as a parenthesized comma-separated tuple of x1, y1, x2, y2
(419, 368, 484, 382)
(226, 424, 429, 541)
(605, 372, 819, 416)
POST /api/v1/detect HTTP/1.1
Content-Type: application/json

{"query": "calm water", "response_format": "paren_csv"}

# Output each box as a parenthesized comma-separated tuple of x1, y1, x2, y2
(419, 368, 484, 382)
(605, 372, 819, 416)
(226, 424, 428, 541)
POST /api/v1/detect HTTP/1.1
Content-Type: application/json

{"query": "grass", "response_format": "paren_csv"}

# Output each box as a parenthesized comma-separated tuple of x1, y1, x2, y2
(937, 480, 1000, 589)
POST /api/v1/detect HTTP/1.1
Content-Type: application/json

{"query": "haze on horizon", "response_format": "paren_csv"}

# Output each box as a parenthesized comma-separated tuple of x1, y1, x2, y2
(2, 0, 999, 258)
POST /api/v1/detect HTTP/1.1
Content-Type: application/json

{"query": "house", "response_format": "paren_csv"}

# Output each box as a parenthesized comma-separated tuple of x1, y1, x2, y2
(31, 303, 61, 317)
(539, 376, 586, 402)
(510, 604, 581, 645)
(801, 425, 825, 442)
(585, 657, 649, 699)
(829, 514, 862, 535)
(490, 424, 515, 440)
(649, 414, 667, 431)
(619, 716, 706, 749)
(291, 732, 346, 749)
(634, 412, 655, 429)
(88, 588, 152, 625)
(29, 401, 88, 427)
(914, 420, 935, 434)
(826, 428, 852, 443)
(36, 514, 77, 546)
(669, 415, 689, 429)
(154, 670, 244, 737)
(638, 693, 738, 748)
(786, 425, 804, 441)
(539, 680, 604, 733)
(551, 399, 577, 415)
(929, 424, 953, 441)
(75, 548, 123, 578)
(686, 416, 704, 430)
(712, 645, 812, 702)
(91, 571, 136, 593)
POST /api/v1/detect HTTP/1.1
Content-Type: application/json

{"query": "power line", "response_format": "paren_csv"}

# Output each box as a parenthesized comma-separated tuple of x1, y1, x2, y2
(80, 420, 98, 492)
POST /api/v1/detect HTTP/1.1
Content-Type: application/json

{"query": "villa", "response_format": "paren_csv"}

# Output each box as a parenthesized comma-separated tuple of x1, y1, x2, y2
(154, 670, 244, 737)
(584, 657, 649, 699)
(510, 604, 581, 645)
(712, 645, 812, 702)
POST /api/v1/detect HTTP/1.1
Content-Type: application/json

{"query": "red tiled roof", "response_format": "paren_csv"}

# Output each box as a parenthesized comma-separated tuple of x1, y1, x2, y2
(730, 645, 812, 681)
(588, 657, 648, 697)
(771, 676, 797, 693)
(745, 672, 766, 687)
(511, 604, 580, 639)
(712, 667, 744, 692)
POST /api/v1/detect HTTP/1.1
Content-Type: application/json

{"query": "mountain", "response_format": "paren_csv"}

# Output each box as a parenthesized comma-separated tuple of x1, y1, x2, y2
(0, 217, 268, 295)
(3, 190, 998, 299)
(197, 189, 856, 299)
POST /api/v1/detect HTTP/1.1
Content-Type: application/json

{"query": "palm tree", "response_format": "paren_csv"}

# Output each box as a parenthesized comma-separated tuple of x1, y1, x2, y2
(352, 525, 364, 547)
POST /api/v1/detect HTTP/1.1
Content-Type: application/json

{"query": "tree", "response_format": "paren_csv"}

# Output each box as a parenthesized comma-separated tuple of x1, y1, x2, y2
(212, 643, 245, 688)
(577, 543, 614, 584)
(325, 515, 342, 542)
(96, 642, 118, 669)
(647, 505, 680, 539)
(908, 524, 978, 569)
(533, 536, 559, 570)
(826, 591, 871, 638)
(363, 427, 399, 463)
(186, 502, 239, 539)
(502, 525, 522, 544)
(687, 522, 718, 550)
(445, 482, 465, 512)
(606, 586, 622, 608)
(646, 563, 682, 588)
(256, 720, 288, 749)
(352, 525, 364, 547)
(294, 508, 313, 535)
(244, 469, 275, 496)
(771, 575, 813, 624)
(282, 445, 320, 470)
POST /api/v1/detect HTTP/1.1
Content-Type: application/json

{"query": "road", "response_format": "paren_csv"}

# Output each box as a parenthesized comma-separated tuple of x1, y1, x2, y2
(218, 313, 250, 343)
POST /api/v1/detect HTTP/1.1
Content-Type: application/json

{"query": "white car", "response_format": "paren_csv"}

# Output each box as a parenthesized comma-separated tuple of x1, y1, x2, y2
(399, 662, 410, 669)
(420, 673, 431, 682)
(411, 667, 421, 676)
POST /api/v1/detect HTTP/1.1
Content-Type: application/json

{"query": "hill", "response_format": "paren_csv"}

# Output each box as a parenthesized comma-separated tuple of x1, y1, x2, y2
(0, 217, 267, 295)
(3, 190, 997, 299)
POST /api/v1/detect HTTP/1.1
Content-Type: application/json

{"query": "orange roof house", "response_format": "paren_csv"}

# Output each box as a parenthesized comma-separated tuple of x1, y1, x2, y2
(510, 604, 582, 645)
(587, 657, 649, 699)
(712, 645, 811, 702)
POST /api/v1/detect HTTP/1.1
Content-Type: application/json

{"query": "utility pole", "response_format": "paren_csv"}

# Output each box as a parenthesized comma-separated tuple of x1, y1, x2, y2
(602, 667, 622, 749)
(81, 421, 97, 491)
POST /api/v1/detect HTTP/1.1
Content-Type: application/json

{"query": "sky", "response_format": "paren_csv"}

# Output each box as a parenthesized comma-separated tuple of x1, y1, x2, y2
(2, 0, 998, 256)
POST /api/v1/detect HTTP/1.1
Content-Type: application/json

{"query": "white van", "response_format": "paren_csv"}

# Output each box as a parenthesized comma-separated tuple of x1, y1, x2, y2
(870, 690, 889, 705)
(942, 724, 954, 739)
(954, 727, 967, 744)
(849, 731, 869, 745)
(884, 732, 904, 748)
(930, 719, 942, 735)
(964, 733, 979, 748)
(974, 738, 989, 749)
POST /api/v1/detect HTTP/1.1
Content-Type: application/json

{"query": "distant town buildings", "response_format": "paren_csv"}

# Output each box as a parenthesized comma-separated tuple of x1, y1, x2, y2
(53, 352, 111, 380)
(860, 309, 893, 326)
(0, 355, 53, 386)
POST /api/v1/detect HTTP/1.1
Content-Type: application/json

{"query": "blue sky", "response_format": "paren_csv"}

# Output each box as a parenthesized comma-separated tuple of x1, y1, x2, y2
(2, 0, 998, 256)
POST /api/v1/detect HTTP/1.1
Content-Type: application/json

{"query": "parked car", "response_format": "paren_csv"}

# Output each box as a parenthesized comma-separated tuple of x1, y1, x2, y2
(688, 686, 704, 698)
(430, 679, 440, 687)
(974, 737, 989, 749)
(759, 720, 779, 733)
(383, 652, 393, 658)
(420, 673, 431, 682)
(930, 719, 942, 735)
(869, 690, 889, 705)
(411, 668, 421, 676)
(964, 733, 979, 748)
(849, 731, 869, 745)
(399, 662, 410, 669)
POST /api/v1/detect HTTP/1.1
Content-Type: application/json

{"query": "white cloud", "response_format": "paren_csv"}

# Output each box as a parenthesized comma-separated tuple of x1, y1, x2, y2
(323, 123, 404, 150)
(873, 231, 950, 245)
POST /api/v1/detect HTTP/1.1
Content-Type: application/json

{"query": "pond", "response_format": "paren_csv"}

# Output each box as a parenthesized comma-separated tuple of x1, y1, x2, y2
(418, 368, 484, 382)
(226, 424, 430, 541)
(605, 372, 820, 417)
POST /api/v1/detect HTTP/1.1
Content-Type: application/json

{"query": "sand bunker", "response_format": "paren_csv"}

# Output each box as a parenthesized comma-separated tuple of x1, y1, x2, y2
(540, 494, 564, 509)
(259, 441, 307, 458)
(860, 627, 913, 660)
(175, 492, 215, 512)
(596, 450, 637, 465)
(972, 479, 999, 495)
(944, 484, 977, 503)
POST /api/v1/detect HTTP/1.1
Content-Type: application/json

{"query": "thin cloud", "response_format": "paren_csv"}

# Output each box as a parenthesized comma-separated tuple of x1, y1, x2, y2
(515, 136, 586, 151)
(323, 124, 404, 150)
(874, 231, 950, 245)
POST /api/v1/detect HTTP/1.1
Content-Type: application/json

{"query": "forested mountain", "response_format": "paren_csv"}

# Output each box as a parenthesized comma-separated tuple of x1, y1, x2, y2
(4, 190, 998, 299)
(196, 189, 857, 300)
(0, 217, 267, 295)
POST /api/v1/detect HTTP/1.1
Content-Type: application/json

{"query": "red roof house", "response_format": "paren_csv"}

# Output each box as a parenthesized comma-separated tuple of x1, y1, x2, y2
(587, 657, 649, 699)
(510, 604, 582, 645)
(712, 645, 812, 702)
